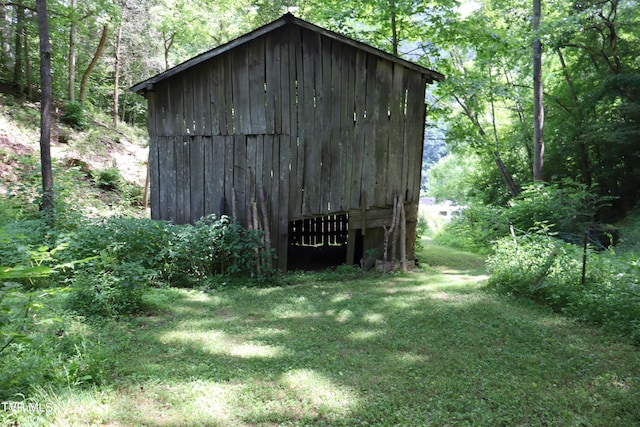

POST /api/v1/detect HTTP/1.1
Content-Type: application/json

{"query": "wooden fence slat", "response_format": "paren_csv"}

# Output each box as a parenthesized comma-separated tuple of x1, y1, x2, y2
(361, 54, 377, 210)
(175, 138, 191, 223)
(193, 67, 211, 136)
(233, 54, 245, 135)
(190, 136, 205, 221)
(389, 64, 406, 202)
(159, 137, 176, 222)
(329, 41, 345, 213)
(203, 136, 215, 215)
(265, 33, 278, 134)
(223, 56, 234, 134)
(249, 38, 266, 134)
(373, 58, 392, 208)
(270, 134, 281, 267)
(170, 75, 184, 136)
(290, 26, 304, 218)
(301, 30, 320, 216)
(238, 45, 252, 134)
(234, 134, 247, 225)
(211, 136, 226, 216)
(318, 36, 332, 214)
(183, 69, 195, 136)
(341, 46, 356, 213)
(350, 49, 367, 210)
(405, 74, 426, 202)
(149, 136, 160, 219)
(278, 135, 290, 271)
(280, 27, 293, 136)
(224, 135, 235, 217)
(209, 61, 221, 135)
(247, 135, 257, 203)
(155, 83, 165, 137)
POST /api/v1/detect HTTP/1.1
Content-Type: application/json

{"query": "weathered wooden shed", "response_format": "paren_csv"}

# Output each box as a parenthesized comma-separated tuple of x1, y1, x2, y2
(132, 13, 444, 271)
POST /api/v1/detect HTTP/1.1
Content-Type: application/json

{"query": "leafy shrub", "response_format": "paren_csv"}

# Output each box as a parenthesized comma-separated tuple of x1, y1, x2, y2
(61, 101, 88, 130)
(63, 217, 171, 272)
(165, 215, 270, 286)
(66, 260, 153, 317)
(432, 203, 507, 253)
(486, 233, 580, 301)
(506, 179, 602, 242)
(95, 167, 121, 191)
(434, 180, 605, 253)
(487, 232, 640, 344)
(0, 220, 50, 267)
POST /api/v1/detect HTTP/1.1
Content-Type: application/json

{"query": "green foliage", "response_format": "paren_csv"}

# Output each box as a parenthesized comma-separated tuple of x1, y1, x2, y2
(434, 180, 603, 253)
(433, 203, 507, 254)
(61, 101, 88, 130)
(0, 219, 50, 268)
(63, 217, 170, 272)
(487, 233, 640, 344)
(506, 180, 601, 241)
(94, 166, 122, 191)
(0, 310, 109, 400)
(66, 261, 152, 318)
(165, 215, 273, 287)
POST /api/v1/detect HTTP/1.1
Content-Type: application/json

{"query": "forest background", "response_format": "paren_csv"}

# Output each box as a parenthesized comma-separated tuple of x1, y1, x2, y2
(2, 0, 639, 220)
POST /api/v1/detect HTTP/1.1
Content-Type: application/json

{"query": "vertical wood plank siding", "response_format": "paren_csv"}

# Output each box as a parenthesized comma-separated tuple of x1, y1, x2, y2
(148, 25, 428, 269)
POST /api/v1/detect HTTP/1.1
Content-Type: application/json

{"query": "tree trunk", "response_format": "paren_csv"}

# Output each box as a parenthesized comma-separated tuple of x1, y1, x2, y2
(79, 24, 108, 104)
(390, 0, 398, 56)
(14, 4, 25, 90)
(0, 5, 12, 73)
(24, 25, 32, 98)
(68, 0, 76, 102)
(533, 0, 544, 182)
(453, 94, 520, 197)
(163, 31, 175, 70)
(36, 0, 53, 215)
(113, 24, 122, 127)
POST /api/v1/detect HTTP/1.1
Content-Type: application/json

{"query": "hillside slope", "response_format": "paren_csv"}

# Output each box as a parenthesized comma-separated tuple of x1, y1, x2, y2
(0, 91, 149, 217)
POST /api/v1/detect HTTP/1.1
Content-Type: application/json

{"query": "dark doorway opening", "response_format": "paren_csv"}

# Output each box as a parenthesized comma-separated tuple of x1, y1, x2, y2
(287, 213, 359, 270)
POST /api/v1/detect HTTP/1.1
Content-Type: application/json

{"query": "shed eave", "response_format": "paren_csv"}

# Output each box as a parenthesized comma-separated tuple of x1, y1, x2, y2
(287, 15, 445, 83)
(130, 12, 444, 94)
(130, 16, 291, 94)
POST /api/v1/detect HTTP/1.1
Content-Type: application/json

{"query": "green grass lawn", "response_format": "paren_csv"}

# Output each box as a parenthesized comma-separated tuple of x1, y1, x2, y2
(7, 242, 640, 426)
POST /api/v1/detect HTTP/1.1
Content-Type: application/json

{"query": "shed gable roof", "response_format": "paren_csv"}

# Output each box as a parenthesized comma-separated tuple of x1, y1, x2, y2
(131, 13, 444, 94)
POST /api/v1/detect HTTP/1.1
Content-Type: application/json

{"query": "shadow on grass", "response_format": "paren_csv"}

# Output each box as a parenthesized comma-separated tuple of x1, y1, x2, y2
(39, 267, 640, 427)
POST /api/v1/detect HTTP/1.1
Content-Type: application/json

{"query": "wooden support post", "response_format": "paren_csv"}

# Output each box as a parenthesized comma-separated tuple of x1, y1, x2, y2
(346, 228, 356, 265)
(400, 201, 407, 272)
(143, 155, 150, 209)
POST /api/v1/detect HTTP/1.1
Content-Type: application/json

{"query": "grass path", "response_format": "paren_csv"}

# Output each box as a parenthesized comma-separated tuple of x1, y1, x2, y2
(14, 243, 640, 426)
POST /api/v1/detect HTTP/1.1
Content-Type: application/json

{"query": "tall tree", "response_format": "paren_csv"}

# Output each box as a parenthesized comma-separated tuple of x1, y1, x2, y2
(79, 23, 108, 104)
(532, 0, 544, 181)
(68, 0, 76, 101)
(13, 3, 26, 90)
(36, 0, 53, 214)
(113, 23, 122, 126)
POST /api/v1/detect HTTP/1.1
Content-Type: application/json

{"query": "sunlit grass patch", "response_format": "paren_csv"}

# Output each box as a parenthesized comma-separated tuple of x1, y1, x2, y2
(160, 329, 287, 359)
(8, 242, 640, 426)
